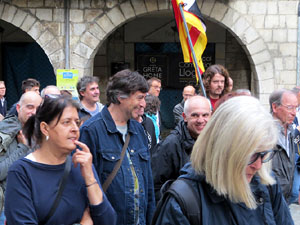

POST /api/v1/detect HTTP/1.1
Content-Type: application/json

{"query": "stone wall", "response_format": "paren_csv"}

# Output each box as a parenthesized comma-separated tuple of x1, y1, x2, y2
(0, 0, 297, 105)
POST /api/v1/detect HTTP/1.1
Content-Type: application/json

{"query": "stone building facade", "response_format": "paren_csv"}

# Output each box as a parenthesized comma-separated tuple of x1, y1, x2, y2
(0, 0, 298, 106)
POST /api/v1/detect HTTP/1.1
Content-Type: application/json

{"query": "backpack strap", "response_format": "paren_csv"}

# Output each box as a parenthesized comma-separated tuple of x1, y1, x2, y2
(168, 178, 201, 225)
(151, 178, 201, 225)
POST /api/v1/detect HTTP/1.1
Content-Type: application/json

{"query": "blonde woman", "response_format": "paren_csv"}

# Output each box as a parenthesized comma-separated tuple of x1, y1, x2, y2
(153, 96, 293, 225)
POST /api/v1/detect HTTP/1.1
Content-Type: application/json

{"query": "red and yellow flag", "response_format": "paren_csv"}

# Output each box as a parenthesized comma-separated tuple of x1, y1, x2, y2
(172, 0, 207, 83)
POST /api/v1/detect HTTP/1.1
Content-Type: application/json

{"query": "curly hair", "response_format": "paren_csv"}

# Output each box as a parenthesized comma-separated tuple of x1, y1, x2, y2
(145, 95, 160, 115)
(202, 64, 230, 97)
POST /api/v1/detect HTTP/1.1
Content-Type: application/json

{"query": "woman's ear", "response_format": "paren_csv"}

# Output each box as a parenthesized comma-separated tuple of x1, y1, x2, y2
(40, 121, 49, 137)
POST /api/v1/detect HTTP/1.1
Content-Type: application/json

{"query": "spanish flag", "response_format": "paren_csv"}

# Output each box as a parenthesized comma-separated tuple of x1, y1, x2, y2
(172, 0, 207, 83)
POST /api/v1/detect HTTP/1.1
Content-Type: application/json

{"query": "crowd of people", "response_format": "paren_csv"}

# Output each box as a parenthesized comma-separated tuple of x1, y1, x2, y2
(0, 64, 299, 224)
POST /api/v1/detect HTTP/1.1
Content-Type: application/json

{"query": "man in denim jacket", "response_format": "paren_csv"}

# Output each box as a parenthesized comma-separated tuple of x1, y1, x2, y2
(80, 69, 155, 225)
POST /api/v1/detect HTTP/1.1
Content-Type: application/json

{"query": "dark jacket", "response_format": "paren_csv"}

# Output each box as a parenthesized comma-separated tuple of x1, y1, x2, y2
(153, 163, 294, 225)
(78, 102, 104, 119)
(173, 100, 184, 126)
(7, 103, 17, 117)
(0, 99, 7, 117)
(272, 122, 295, 202)
(79, 106, 155, 225)
(0, 115, 31, 211)
(0, 115, 30, 187)
(141, 114, 157, 154)
(151, 120, 195, 201)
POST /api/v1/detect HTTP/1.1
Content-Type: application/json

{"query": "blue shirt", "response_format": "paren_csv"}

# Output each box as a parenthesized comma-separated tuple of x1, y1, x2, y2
(5, 158, 116, 225)
(79, 106, 155, 225)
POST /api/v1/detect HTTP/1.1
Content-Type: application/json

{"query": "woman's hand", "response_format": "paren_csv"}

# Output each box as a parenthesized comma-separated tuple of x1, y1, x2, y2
(72, 140, 103, 206)
(17, 130, 28, 146)
(80, 207, 93, 225)
(72, 140, 95, 184)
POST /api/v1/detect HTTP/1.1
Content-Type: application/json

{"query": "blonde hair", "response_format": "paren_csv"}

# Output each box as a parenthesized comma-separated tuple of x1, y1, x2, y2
(191, 96, 278, 209)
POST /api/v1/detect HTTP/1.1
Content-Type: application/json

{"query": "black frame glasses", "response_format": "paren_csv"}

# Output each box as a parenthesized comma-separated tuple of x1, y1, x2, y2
(248, 150, 278, 165)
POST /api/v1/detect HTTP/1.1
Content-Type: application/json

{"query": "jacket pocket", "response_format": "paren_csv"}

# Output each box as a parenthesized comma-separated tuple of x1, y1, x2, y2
(138, 149, 150, 161)
(100, 151, 121, 174)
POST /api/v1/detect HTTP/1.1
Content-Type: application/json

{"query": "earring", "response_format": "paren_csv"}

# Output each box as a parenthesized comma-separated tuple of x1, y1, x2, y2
(46, 136, 49, 141)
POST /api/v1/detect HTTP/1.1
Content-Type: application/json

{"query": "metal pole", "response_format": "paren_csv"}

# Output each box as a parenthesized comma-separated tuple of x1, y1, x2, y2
(64, 0, 70, 69)
(297, 1, 300, 86)
(178, 3, 207, 98)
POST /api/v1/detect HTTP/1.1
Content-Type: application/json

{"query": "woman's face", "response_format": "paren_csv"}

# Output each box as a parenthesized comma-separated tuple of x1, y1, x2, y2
(47, 106, 80, 152)
(245, 155, 263, 183)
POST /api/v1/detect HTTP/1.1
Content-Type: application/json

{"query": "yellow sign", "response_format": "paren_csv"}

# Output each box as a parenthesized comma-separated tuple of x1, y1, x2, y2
(56, 69, 79, 98)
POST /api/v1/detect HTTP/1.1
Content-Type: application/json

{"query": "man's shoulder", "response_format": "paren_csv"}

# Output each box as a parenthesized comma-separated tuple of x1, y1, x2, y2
(0, 115, 21, 132)
(81, 112, 103, 129)
(173, 102, 183, 111)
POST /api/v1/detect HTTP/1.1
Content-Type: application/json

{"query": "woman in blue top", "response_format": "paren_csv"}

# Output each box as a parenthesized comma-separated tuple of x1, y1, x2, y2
(5, 95, 116, 225)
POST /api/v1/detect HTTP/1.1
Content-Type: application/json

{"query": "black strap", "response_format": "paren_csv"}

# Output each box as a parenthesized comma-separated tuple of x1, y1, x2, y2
(40, 155, 72, 224)
(151, 178, 201, 225)
(102, 133, 130, 193)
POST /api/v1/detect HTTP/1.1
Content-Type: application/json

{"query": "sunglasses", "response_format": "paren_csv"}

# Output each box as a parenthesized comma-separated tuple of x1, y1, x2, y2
(248, 150, 278, 165)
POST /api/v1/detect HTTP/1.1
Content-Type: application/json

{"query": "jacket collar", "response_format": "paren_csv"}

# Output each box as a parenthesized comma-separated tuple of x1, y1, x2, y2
(101, 105, 138, 135)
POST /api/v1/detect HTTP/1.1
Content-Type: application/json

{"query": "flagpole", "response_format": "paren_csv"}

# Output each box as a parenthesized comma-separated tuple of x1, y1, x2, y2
(178, 3, 207, 98)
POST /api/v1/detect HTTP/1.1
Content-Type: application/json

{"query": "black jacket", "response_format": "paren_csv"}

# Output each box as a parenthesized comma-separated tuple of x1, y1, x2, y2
(141, 114, 157, 154)
(151, 120, 195, 202)
(153, 163, 294, 225)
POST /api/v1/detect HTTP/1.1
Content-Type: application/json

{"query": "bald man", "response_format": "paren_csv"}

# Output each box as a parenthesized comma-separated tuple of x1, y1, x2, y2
(152, 96, 211, 201)
(173, 85, 196, 125)
(0, 91, 42, 220)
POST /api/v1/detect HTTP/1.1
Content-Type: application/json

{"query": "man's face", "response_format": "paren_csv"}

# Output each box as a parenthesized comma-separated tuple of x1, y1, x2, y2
(121, 91, 146, 120)
(0, 83, 6, 98)
(17, 93, 42, 125)
(272, 93, 298, 126)
(183, 86, 196, 102)
(209, 73, 225, 98)
(132, 102, 145, 122)
(183, 99, 211, 139)
(148, 80, 161, 97)
(81, 82, 100, 103)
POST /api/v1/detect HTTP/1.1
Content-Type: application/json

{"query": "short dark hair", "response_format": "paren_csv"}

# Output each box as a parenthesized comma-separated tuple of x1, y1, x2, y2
(76, 76, 99, 100)
(23, 95, 79, 146)
(202, 64, 229, 97)
(145, 95, 161, 115)
(22, 78, 40, 93)
(106, 69, 149, 105)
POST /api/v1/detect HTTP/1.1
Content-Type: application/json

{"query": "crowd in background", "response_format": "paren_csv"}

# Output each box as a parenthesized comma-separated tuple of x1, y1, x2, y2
(0, 64, 299, 224)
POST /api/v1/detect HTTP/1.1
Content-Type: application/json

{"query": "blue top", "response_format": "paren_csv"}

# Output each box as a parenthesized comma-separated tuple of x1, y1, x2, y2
(79, 106, 155, 225)
(5, 157, 117, 225)
(153, 162, 294, 225)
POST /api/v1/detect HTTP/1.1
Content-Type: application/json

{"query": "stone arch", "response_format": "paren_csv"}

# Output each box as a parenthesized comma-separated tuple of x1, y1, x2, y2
(200, 1, 274, 102)
(0, 2, 65, 71)
(73, 0, 274, 101)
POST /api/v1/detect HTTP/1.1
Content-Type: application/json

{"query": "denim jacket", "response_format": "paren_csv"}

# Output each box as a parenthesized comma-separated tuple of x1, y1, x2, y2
(79, 106, 155, 225)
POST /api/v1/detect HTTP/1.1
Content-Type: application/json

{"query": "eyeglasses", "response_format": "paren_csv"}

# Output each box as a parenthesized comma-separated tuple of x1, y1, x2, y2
(248, 150, 277, 165)
(280, 104, 297, 111)
(151, 85, 162, 90)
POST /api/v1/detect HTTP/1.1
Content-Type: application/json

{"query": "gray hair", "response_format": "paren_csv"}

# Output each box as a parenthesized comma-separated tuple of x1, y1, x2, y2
(235, 89, 251, 95)
(40, 85, 60, 98)
(269, 89, 295, 113)
(76, 76, 99, 100)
